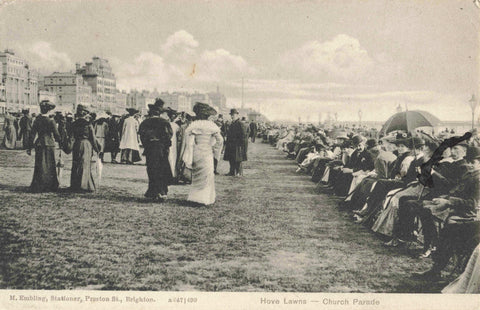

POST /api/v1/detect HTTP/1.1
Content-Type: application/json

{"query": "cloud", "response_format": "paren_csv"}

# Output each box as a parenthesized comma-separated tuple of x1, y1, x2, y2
(111, 52, 169, 90)
(112, 31, 255, 90)
(196, 49, 256, 82)
(280, 34, 374, 82)
(21, 41, 73, 74)
(161, 30, 199, 63)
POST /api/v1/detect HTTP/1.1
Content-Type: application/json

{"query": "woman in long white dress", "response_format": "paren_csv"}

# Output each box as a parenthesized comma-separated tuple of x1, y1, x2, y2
(2, 111, 17, 149)
(183, 102, 223, 205)
(119, 108, 141, 164)
(167, 109, 180, 179)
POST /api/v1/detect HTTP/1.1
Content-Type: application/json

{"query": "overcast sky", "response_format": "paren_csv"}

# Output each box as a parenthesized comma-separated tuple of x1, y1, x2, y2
(0, 0, 479, 122)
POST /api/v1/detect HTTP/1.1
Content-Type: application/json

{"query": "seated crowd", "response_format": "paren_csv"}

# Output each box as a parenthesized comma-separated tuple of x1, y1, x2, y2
(258, 123, 480, 288)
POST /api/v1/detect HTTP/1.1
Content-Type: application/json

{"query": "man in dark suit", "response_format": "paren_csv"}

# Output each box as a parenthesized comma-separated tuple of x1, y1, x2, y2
(105, 112, 121, 163)
(249, 120, 258, 143)
(223, 109, 247, 176)
(19, 109, 32, 150)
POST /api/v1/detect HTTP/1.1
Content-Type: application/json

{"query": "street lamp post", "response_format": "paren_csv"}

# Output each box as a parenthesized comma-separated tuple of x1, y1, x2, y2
(469, 94, 478, 129)
(358, 109, 363, 128)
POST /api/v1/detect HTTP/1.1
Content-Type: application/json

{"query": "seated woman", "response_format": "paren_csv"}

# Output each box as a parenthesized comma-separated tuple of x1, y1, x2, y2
(346, 137, 397, 210)
(345, 139, 380, 197)
(320, 139, 353, 187)
(296, 141, 326, 174)
(333, 135, 374, 197)
(354, 134, 422, 227)
(372, 140, 442, 243)
(399, 142, 474, 256)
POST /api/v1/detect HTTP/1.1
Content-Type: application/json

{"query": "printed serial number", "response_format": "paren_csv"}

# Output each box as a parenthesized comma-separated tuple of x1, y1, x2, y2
(168, 297, 198, 303)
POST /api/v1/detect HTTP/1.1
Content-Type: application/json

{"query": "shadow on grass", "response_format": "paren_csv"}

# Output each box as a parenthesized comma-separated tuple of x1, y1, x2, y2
(0, 182, 213, 209)
(0, 184, 30, 193)
(0, 211, 33, 288)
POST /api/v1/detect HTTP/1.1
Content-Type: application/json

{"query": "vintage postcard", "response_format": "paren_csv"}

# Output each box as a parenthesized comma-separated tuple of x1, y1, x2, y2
(0, 0, 479, 309)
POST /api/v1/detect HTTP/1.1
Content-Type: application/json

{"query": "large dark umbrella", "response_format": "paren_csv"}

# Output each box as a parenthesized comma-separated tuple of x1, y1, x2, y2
(381, 110, 442, 201)
(380, 110, 442, 135)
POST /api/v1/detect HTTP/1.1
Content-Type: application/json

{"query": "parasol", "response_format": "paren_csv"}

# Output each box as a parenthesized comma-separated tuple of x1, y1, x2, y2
(380, 110, 442, 135)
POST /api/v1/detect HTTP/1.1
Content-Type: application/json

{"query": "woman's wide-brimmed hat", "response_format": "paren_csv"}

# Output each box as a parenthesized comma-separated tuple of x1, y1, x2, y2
(76, 104, 90, 117)
(147, 98, 168, 113)
(96, 112, 109, 120)
(39, 100, 56, 113)
(193, 102, 217, 118)
(229, 108, 239, 115)
(166, 107, 178, 117)
(392, 132, 424, 149)
(126, 108, 139, 115)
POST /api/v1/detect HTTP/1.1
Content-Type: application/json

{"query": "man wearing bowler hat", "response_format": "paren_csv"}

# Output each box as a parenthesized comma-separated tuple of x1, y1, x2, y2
(223, 108, 247, 176)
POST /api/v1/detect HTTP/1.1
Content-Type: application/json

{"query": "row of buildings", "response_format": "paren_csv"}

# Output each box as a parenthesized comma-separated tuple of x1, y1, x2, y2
(0, 49, 229, 116)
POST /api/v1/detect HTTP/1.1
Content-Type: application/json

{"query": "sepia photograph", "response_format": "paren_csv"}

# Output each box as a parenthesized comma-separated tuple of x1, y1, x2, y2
(0, 0, 479, 309)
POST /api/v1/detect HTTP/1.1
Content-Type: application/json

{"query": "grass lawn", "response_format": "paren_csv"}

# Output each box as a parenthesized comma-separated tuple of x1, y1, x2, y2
(0, 140, 452, 292)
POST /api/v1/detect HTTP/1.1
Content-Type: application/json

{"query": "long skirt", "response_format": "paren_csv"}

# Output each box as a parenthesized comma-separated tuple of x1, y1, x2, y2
(168, 142, 177, 178)
(144, 144, 172, 197)
(334, 171, 353, 196)
(30, 146, 59, 192)
(358, 179, 404, 228)
(372, 184, 423, 237)
(188, 147, 216, 205)
(71, 139, 95, 192)
(21, 130, 31, 150)
(442, 244, 480, 294)
(121, 148, 141, 164)
(3, 125, 17, 149)
(347, 172, 369, 198)
(104, 136, 119, 153)
(96, 137, 105, 153)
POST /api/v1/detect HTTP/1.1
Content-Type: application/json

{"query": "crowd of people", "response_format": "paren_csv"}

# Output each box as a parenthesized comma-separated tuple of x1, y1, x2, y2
(1, 99, 259, 206)
(3, 102, 479, 292)
(260, 122, 480, 293)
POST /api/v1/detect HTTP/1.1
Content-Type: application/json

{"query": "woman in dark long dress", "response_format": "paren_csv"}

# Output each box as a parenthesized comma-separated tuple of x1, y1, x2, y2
(138, 102, 173, 200)
(27, 101, 60, 192)
(70, 105, 99, 192)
